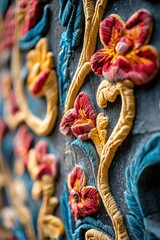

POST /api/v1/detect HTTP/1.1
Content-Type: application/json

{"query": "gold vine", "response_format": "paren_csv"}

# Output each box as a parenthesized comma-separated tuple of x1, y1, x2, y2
(31, 175, 65, 240)
(11, 1, 58, 136)
(65, 0, 108, 112)
(63, 0, 132, 238)
(12, 44, 58, 135)
(4, 1, 64, 239)
(95, 80, 135, 240)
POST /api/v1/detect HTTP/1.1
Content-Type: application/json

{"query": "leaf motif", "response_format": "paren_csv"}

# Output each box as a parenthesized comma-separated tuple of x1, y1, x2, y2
(125, 134, 160, 240)
(58, 0, 84, 107)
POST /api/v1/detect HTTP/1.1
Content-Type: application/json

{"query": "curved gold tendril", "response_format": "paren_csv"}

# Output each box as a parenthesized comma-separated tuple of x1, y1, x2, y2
(11, 41, 58, 136)
(96, 80, 135, 240)
(11, 1, 58, 136)
(32, 175, 65, 240)
(65, 0, 108, 112)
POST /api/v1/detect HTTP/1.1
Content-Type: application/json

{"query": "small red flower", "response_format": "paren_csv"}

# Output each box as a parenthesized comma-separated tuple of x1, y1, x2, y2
(60, 92, 96, 140)
(91, 9, 159, 85)
(26, 38, 54, 96)
(14, 125, 33, 164)
(68, 165, 99, 221)
(27, 140, 57, 180)
(19, 0, 41, 36)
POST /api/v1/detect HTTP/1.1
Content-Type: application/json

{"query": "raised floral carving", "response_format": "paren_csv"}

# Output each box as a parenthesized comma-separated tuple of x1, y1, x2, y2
(91, 9, 159, 85)
(13, 37, 58, 136)
(68, 165, 99, 221)
(89, 9, 159, 240)
(17, 0, 50, 50)
(27, 140, 57, 180)
(27, 140, 64, 240)
(26, 38, 54, 96)
(60, 92, 96, 140)
(18, 0, 41, 36)
(14, 125, 33, 163)
(13, 125, 33, 175)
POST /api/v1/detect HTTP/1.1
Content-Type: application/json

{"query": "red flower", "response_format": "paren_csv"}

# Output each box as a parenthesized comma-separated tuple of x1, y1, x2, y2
(26, 38, 54, 96)
(60, 93, 96, 140)
(27, 140, 57, 180)
(91, 9, 159, 85)
(14, 125, 33, 164)
(19, 0, 41, 36)
(68, 165, 99, 221)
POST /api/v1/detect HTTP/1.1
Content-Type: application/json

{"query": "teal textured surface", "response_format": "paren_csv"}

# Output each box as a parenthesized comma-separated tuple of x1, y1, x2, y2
(58, 0, 84, 107)
(125, 134, 160, 240)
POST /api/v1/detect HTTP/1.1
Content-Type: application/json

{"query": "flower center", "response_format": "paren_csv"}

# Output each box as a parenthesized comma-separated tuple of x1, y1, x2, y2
(71, 189, 80, 203)
(115, 37, 133, 55)
(78, 108, 86, 118)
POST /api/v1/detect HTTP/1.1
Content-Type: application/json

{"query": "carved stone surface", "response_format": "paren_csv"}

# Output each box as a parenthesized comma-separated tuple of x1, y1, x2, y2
(0, 0, 160, 239)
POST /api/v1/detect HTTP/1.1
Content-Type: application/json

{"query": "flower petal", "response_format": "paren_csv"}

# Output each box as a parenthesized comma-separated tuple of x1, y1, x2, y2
(36, 163, 52, 179)
(14, 125, 33, 162)
(125, 9, 153, 48)
(59, 108, 78, 136)
(100, 14, 124, 47)
(36, 156, 57, 180)
(36, 38, 49, 63)
(68, 165, 86, 191)
(35, 140, 48, 161)
(74, 92, 96, 120)
(102, 55, 132, 82)
(71, 122, 93, 140)
(90, 49, 113, 76)
(42, 52, 54, 70)
(128, 45, 159, 85)
(60, 92, 96, 138)
(69, 201, 86, 221)
(29, 70, 50, 95)
(81, 186, 99, 215)
(21, 0, 40, 36)
(26, 49, 39, 71)
(103, 45, 159, 85)
(42, 153, 57, 178)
